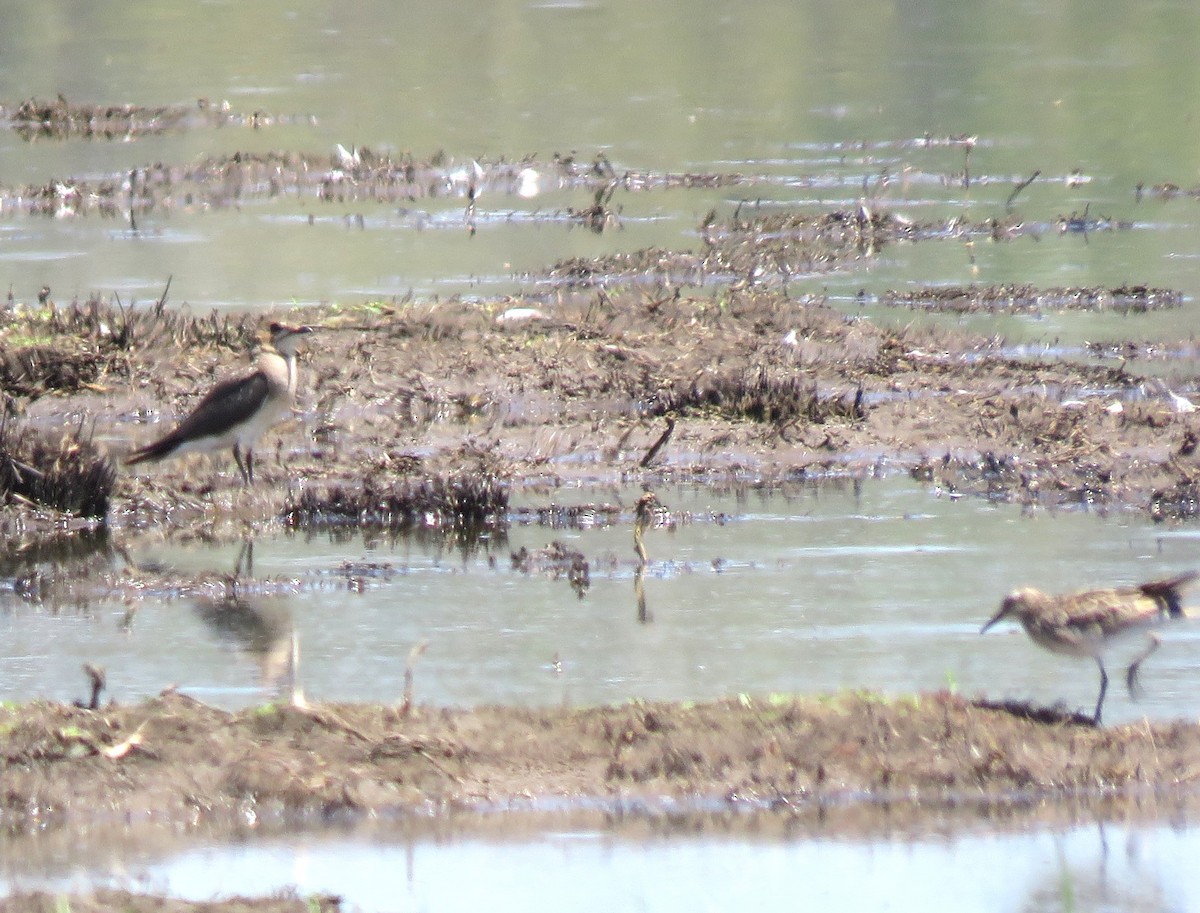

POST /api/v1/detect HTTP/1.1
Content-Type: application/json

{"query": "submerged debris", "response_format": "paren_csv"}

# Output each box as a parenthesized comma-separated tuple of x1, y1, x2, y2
(1150, 481, 1200, 523)
(0, 888, 343, 913)
(880, 284, 1182, 315)
(0, 418, 115, 518)
(543, 206, 1042, 289)
(511, 540, 590, 597)
(2, 95, 284, 141)
(513, 502, 624, 528)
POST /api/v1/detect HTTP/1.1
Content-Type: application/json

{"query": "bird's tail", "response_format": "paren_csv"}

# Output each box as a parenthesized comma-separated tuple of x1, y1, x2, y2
(124, 435, 178, 467)
(1140, 570, 1200, 618)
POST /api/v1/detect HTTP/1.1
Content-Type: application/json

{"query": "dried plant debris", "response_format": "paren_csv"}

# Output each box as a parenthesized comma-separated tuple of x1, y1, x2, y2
(0, 419, 116, 518)
(0, 341, 106, 397)
(0, 148, 741, 218)
(540, 207, 1074, 289)
(283, 472, 508, 534)
(879, 284, 1182, 315)
(1, 95, 293, 141)
(657, 367, 866, 427)
(0, 287, 260, 396)
(567, 183, 621, 233)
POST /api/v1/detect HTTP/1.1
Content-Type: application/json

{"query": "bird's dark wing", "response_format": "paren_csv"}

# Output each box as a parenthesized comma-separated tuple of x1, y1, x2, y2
(169, 371, 270, 441)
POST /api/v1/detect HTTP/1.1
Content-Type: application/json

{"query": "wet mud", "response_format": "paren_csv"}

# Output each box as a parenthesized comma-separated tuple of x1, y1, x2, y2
(6, 690, 1200, 833)
(3, 286, 1195, 536)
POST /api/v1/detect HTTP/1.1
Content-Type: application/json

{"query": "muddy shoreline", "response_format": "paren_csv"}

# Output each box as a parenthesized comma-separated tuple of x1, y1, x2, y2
(5, 690, 1200, 833)
(5, 286, 1200, 543)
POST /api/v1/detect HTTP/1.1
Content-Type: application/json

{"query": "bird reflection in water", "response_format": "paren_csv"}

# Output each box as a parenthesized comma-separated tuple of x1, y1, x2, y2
(193, 591, 302, 705)
(192, 540, 304, 705)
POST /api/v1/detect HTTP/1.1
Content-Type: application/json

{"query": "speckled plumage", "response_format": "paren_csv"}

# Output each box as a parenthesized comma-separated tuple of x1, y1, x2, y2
(981, 571, 1197, 725)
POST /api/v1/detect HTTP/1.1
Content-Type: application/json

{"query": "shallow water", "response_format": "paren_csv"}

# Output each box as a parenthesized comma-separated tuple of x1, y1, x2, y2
(2, 815, 1197, 913)
(1, 1, 1200, 360)
(5, 479, 1199, 727)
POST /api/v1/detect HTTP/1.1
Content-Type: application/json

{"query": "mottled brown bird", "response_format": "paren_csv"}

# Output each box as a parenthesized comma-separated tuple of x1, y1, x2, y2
(981, 571, 1198, 724)
(633, 490, 662, 565)
(125, 322, 313, 485)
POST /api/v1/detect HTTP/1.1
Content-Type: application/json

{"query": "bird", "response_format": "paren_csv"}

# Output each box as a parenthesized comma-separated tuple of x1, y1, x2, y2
(980, 571, 1198, 725)
(633, 490, 662, 566)
(125, 322, 314, 485)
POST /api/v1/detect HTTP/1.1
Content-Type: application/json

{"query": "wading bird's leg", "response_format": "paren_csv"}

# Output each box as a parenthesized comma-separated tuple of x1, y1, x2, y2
(1126, 633, 1162, 701)
(233, 444, 252, 485)
(1093, 659, 1109, 726)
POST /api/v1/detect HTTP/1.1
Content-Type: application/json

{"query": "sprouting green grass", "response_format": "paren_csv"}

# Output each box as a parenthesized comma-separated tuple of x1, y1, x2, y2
(944, 670, 959, 695)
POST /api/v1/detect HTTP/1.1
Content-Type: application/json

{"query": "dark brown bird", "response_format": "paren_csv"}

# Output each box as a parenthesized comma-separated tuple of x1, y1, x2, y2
(125, 322, 313, 484)
(981, 571, 1198, 724)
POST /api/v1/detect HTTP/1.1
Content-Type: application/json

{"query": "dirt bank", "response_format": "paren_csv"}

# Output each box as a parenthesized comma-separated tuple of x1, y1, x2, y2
(4, 689, 1197, 834)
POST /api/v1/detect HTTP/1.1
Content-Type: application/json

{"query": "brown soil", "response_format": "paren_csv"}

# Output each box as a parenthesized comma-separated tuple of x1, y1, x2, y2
(4, 690, 1198, 833)
(0, 890, 342, 913)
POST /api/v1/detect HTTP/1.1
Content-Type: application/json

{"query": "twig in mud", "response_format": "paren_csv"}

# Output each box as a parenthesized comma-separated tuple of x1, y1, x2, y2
(370, 734, 462, 782)
(1006, 170, 1040, 212)
(639, 416, 676, 468)
(609, 423, 637, 460)
(288, 629, 307, 709)
(100, 721, 148, 760)
(155, 275, 172, 315)
(73, 663, 106, 710)
(128, 168, 137, 233)
(399, 640, 429, 716)
(465, 159, 481, 237)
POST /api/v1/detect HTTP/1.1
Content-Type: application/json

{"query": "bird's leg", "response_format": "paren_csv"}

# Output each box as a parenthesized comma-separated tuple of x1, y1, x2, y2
(233, 444, 251, 485)
(1093, 659, 1109, 726)
(1125, 633, 1162, 701)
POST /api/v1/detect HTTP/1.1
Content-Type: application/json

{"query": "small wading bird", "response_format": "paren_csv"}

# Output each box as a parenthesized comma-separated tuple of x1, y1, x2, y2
(633, 490, 662, 566)
(125, 322, 314, 485)
(981, 571, 1198, 725)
